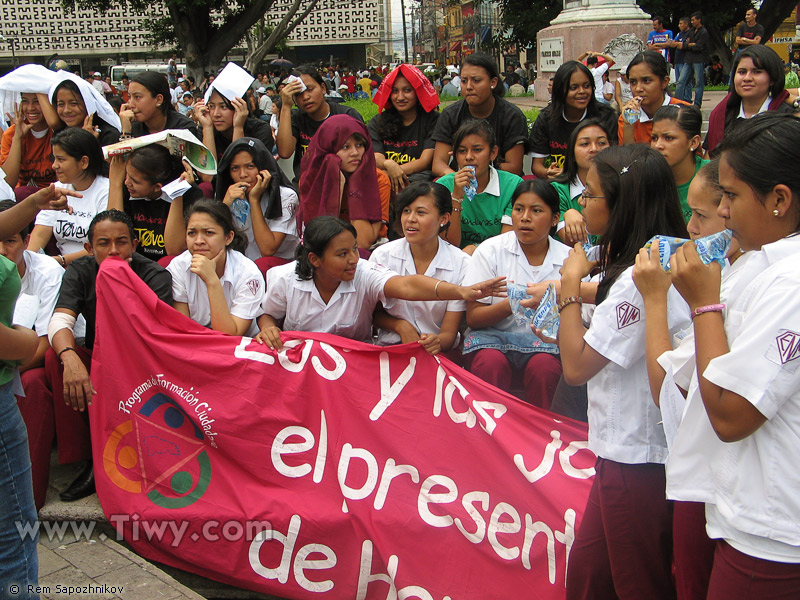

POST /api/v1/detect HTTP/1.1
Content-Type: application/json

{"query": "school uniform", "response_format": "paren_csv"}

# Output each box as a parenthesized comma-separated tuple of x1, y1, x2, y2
(369, 237, 470, 346)
(617, 95, 689, 144)
(461, 232, 570, 408)
(35, 176, 109, 255)
(262, 259, 396, 342)
(566, 267, 690, 600)
(235, 187, 300, 261)
(167, 249, 264, 337)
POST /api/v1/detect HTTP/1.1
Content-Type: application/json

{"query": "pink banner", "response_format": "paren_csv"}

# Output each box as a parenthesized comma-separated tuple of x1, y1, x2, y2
(91, 259, 595, 599)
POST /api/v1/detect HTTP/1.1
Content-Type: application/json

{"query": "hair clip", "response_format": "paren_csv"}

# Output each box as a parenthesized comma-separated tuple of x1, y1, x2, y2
(619, 160, 637, 175)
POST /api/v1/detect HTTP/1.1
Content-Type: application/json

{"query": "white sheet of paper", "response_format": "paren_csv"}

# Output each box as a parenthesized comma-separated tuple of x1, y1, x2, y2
(204, 62, 255, 103)
(659, 365, 685, 453)
(162, 178, 192, 201)
(12, 293, 39, 330)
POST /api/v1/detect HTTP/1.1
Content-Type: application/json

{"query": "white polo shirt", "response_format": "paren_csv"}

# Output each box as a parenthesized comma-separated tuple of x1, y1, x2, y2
(15, 250, 64, 335)
(462, 232, 570, 334)
(35, 176, 109, 255)
(240, 186, 299, 261)
(369, 237, 470, 345)
(167, 249, 264, 337)
(698, 235, 800, 561)
(263, 259, 396, 342)
(584, 266, 690, 464)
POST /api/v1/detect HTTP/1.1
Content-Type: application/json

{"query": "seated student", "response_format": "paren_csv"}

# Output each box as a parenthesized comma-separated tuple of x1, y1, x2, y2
(0, 93, 56, 197)
(255, 216, 505, 348)
(435, 120, 523, 253)
(369, 182, 469, 355)
(215, 137, 299, 262)
(462, 180, 569, 409)
(108, 146, 202, 259)
(297, 114, 390, 251)
(0, 199, 63, 509)
(650, 104, 707, 222)
(167, 200, 264, 337)
(550, 119, 611, 245)
(43, 210, 173, 502)
(119, 71, 199, 139)
(431, 53, 528, 176)
(27, 128, 109, 268)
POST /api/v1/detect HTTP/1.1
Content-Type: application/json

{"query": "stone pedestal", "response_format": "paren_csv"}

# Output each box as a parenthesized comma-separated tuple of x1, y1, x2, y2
(534, 0, 652, 102)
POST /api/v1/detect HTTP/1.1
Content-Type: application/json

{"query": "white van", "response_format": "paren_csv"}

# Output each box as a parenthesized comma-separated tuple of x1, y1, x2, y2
(109, 63, 187, 86)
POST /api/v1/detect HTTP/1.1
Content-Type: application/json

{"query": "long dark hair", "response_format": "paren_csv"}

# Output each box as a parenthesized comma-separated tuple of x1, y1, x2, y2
(392, 181, 452, 236)
(724, 45, 786, 132)
(593, 145, 687, 302)
(555, 119, 612, 186)
(462, 53, 504, 98)
(717, 112, 800, 228)
(549, 61, 610, 125)
(511, 179, 560, 236)
(52, 127, 104, 178)
(626, 50, 669, 81)
(295, 216, 357, 280)
(185, 199, 247, 254)
(131, 71, 173, 115)
(128, 145, 182, 185)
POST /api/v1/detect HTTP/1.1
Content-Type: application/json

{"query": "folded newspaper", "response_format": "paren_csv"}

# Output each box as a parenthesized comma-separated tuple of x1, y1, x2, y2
(102, 129, 217, 176)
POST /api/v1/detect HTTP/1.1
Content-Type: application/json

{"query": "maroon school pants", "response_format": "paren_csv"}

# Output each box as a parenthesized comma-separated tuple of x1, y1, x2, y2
(566, 458, 676, 600)
(706, 540, 800, 600)
(467, 349, 561, 410)
(673, 500, 715, 600)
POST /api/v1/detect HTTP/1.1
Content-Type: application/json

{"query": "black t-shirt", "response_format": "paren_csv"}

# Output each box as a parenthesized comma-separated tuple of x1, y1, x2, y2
(56, 254, 173, 349)
(122, 185, 203, 259)
(214, 117, 274, 161)
(528, 103, 618, 172)
(430, 97, 528, 169)
(131, 110, 200, 140)
(290, 103, 364, 179)
(736, 22, 765, 45)
(368, 110, 439, 164)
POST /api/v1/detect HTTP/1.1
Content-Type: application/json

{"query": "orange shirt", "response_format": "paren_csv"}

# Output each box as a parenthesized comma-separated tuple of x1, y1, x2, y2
(0, 125, 55, 188)
(617, 96, 690, 144)
(338, 169, 391, 238)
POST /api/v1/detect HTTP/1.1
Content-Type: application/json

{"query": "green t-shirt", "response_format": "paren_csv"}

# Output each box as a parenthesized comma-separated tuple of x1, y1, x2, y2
(550, 179, 598, 245)
(437, 168, 523, 248)
(0, 255, 21, 386)
(677, 155, 709, 223)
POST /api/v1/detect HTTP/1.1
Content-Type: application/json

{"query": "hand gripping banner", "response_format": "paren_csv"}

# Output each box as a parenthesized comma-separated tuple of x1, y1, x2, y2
(91, 258, 596, 600)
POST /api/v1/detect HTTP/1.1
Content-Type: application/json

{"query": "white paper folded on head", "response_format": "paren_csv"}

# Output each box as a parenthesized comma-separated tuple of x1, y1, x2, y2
(0, 64, 60, 129)
(48, 70, 122, 132)
(162, 177, 192, 201)
(204, 62, 255, 104)
(102, 129, 217, 176)
(12, 293, 39, 330)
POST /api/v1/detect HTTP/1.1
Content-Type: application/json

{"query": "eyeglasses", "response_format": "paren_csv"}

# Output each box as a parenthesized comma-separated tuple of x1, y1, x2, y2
(580, 192, 606, 201)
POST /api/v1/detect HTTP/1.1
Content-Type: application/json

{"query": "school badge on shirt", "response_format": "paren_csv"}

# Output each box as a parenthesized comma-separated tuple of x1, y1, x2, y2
(776, 330, 800, 364)
(246, 278, 261, 296)
(616, 302, 640, 329)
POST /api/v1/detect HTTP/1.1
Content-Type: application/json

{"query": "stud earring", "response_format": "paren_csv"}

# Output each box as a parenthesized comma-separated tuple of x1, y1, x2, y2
(774, 209, 780, 216)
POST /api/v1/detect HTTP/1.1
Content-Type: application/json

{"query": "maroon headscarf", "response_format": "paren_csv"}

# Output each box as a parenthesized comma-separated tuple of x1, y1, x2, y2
(372, 64, 440, 114)
(297, 114, 382, 229)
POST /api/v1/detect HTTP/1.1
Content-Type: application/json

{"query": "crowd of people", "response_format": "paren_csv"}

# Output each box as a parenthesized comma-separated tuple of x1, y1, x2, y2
(3, 16, 800, 597)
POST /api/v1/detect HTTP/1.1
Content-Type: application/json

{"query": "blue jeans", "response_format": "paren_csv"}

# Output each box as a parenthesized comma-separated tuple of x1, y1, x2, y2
(0, 381, 39, 600)
(674, 63, 692, 101)
(678, 62, 705, 106)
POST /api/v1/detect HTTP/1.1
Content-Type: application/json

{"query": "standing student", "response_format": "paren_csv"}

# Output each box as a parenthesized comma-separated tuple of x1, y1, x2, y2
(619, 50, 689, 145)
(550, 119, 611, 245)
(552, 144, 689, 600)
(647, 16, 674, 62)
(431, 53, 528, 177)
(435, 120, 522, 252)
(704, 45, 792, 155)
(675, 12, 709, 107)
(215, 137, 299, 262)
(733, 7, 764, 60)
(277, 65, 363, 182)
(463, 180, 570, 409)
(27, 128, 109, 268)
(669, 112, 800, 599)
(632, 158, 743, 600)
(577, 51, 616, 104)
(650, 104, 707, 222)
(119, 71, 199, 139)
(167, 200, 264, 337)
(370, 182, 469, 355)
(529, 60, 618, 179)
(255, 216, 504, 348)
(368, 64, 440, 192)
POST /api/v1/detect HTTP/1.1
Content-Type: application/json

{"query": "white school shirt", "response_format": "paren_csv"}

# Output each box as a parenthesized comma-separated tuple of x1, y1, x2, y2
(167, 249, 264, 337)
(16, 250, 64, 335)
(240, 187, 299, 261)
(589, 63, 609, 103)
(695, 235, 800, 562)
(262, 259, 396, 342)
(584, 266, 690, 464)
(369, 237, 470, 345)
(35, 176, 109, 255)
(662, 252, 754, 503)
(463, 232, 570, 334)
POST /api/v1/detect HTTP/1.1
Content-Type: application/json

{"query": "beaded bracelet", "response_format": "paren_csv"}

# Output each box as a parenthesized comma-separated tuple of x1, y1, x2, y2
(558, 296, 582, 312)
